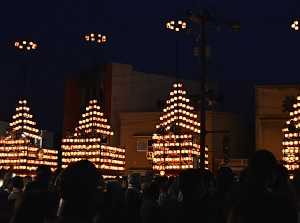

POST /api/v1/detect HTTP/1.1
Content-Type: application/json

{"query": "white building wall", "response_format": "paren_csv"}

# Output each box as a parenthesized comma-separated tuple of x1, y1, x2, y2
(109, 62, 201, 147)
(110, 62, 200, 112)
(255, 85, 300, 160)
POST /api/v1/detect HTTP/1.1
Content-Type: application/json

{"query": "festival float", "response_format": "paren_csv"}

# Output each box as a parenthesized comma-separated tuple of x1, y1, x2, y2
(0, 100, 58, 176)
(282, 94, 300, 172)
(151, 83, 208, 176)
(61, 99, 125, 177)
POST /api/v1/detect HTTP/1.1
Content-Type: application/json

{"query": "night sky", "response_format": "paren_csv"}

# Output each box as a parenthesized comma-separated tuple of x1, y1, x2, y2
(0, 0, 300, 135)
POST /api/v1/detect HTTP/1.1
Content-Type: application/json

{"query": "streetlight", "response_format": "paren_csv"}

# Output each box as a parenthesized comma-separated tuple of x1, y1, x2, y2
(14, 40, 37, 100)
(187, 10, 241, 168)
(291, 21, 299, 30)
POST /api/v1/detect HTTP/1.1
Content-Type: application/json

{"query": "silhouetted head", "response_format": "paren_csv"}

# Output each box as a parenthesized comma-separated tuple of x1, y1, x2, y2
(154, 175, 168, 192)
(145, 170, 155, 179)
(238, 167, 250, 184)
(216, 166, 234, 192)
(178, 168, 205, 198)
(25, 165, 53, 192)
(142, 181, 160, 201)
(248, 150, 277, 186)
(36, 165, 52, 185)
(3, 171, 13, 189)
(127, 172, 141, 189)
(58, 160, 102, 202)
(23, 175, 32, 188)
(12, 176, 23, 190)
(198, 168, 214, 196)
(104, 180, 123, 207)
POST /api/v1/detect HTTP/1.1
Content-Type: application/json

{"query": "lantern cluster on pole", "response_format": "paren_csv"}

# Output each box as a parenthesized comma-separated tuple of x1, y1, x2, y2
(151, 83, 208, 175)
(0, 100, 58, 176)
(61, 100, 125, 177)
(291, 21, 299, 31)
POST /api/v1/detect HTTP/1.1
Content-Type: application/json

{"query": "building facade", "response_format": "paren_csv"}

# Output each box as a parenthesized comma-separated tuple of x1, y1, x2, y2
(64, 61, 250, 175)
(119, 110, 248, 175)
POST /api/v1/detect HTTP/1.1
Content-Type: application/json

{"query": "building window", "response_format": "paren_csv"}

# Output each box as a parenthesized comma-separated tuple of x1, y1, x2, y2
(137, 139, 151, 151)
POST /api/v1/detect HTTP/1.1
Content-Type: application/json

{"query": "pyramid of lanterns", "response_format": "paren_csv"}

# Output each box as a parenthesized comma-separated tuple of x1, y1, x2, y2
(152, 83, 208, 175)
(0, 100, 58, 176)
(61, 100, 125, 177)
(282, 95, 300, 171)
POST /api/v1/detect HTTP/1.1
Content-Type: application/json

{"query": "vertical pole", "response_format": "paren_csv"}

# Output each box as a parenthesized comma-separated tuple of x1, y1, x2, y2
(175, 32, 179, 85)
(200, 17, 207, 169)
(100, 138, 102, 171)
(175, 32, 182, 170)
(20, 52, 30, 100)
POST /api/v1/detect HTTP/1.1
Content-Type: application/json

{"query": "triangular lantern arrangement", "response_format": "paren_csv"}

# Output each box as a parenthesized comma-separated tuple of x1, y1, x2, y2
(61, 100, 125, 177)
(151, 83, 208, 175)
(282, 94, 300, 171)
(0, 100, 58, 176)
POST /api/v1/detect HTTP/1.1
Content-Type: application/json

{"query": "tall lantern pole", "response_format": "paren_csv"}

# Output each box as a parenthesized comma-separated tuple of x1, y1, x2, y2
(85, 33, 107, 170)
(14, 40, 37, 172)
(85, 33, 107, 64)
(166, 20, 187, 170)
(85, 33, 107, 99)
(166, 20, 187, 84)
(14, 40, 37, 137)
(14, 41, 37, 100)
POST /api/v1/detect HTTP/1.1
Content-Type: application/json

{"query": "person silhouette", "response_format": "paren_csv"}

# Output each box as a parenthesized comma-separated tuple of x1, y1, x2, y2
(222, 150, 287, 223)
(167, 169, 210, 223)
(124, 172, 143, 223)
(52, 160, 104, 223)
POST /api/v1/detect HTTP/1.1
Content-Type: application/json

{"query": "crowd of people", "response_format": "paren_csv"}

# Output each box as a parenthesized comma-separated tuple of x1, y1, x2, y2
(0, 149, 300, 223)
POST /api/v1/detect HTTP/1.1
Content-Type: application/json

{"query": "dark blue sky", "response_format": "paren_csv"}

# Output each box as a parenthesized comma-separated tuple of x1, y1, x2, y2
(0, 0, 300, 133)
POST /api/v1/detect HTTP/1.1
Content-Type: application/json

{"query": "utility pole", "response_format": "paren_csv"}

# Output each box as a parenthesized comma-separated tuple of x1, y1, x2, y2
(199, 12, 208, 169)
(188, 10, 241, 169)
(188, 10, 209, 168)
